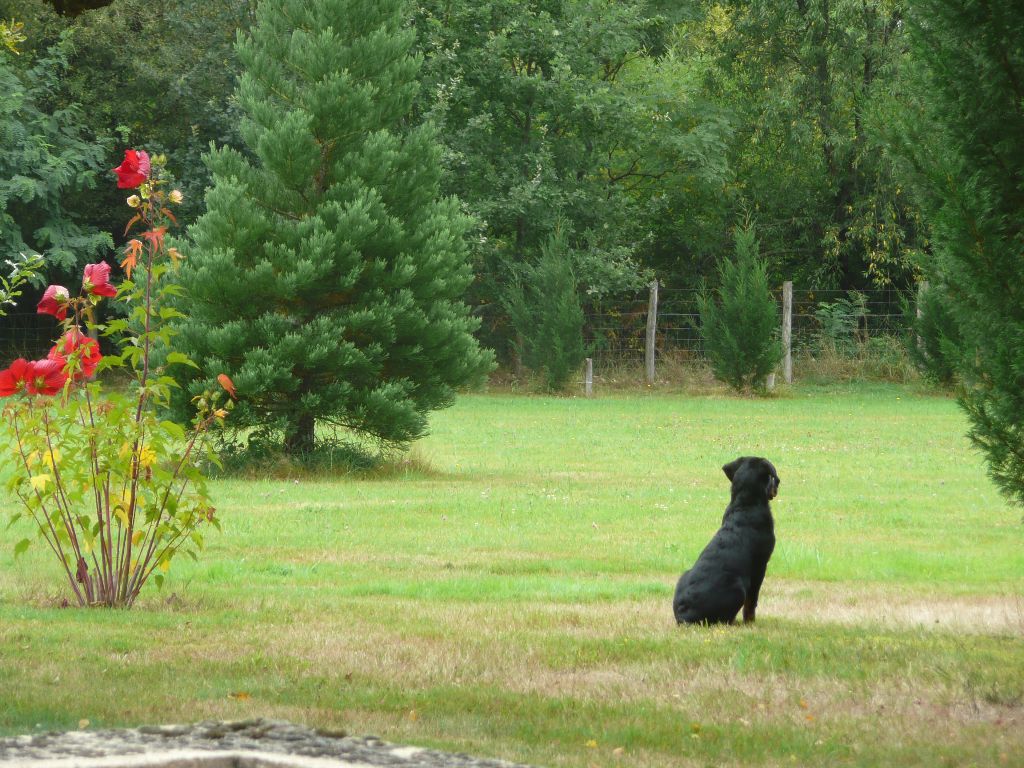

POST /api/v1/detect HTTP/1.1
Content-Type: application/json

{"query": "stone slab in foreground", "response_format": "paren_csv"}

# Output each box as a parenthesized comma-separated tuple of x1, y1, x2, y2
(0, 720, 536, 768)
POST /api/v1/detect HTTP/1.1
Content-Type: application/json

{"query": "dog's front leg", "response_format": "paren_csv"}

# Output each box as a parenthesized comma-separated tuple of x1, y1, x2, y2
(743, 558, 770, 623)
(742, 597, 756, 623)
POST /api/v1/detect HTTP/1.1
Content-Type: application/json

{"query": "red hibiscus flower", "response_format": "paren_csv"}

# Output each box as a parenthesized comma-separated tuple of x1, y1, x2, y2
(0, 358, 33, 397)
(112, 149, 151, 189)
(26, 358, 67, 396)
(82, 261, 117, 298)
(37, 285, 70, 320)
(50, 328, 102, 381)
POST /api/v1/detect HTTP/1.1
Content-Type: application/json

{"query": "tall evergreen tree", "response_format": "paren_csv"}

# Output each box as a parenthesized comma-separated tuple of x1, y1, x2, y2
(894, 1, 1024, 505)
(501, 229, 587, 392)
(698, 221, 781, 392)
(174, 0, 493, 454)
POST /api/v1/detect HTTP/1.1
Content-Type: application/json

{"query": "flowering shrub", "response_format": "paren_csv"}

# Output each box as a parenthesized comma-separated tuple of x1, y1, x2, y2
(0, 150, 233, 608)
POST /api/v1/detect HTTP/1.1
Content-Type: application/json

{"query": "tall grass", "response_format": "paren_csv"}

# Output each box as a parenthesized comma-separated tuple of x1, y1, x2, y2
(1, 385, 1022, 767)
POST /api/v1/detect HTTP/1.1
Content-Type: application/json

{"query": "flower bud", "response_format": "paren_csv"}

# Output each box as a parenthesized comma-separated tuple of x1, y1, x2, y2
(126, 195, 141, 208)
(169, 189, 183, 204)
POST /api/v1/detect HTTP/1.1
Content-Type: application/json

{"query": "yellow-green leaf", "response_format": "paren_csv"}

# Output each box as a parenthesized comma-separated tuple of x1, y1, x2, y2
(30, 474, 52, 492)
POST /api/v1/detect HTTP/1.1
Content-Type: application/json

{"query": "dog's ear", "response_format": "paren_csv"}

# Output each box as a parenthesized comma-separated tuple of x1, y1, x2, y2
(722, 458, 743, 482)
(761, 461, 780, 499)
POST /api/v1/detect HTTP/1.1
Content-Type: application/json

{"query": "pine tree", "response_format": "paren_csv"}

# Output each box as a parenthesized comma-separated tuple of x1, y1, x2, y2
(698, 222, 781, 392)
(502, 229, 587, 392)
(906, 283, 962, 387)
(895, 2, 1024, 505)
(174, 0, 493, 454)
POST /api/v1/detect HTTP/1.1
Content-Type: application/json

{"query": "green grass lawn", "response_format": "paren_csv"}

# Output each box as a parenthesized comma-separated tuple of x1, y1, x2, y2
(2, 383, 1022, 767)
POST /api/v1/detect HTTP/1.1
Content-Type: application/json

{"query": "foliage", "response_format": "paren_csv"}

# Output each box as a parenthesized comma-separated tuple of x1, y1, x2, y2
(0, 3, 63, 56)
(1, 253, 44, 314)
(502, 229, 587, 391)
(0, 0, 252, 244)
(892, 1, 1024, 505)
(57, 0, 252, 230)
(698, 221, 781, 392)
(173, 0, 494, 455)
(0, 151, 228, 608)
(685, 0, 922, 290)
(0, 18, 25, 53)
(0, 33, 111, 273)
(622, 30, 736, 292)
(904, 283, 961, 386)
(414, 0, 697, 353)
(814, 291, 868, 356)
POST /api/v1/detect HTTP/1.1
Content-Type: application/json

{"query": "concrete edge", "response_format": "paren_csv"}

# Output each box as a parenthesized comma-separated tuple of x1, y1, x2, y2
(1, 749, 392, 768)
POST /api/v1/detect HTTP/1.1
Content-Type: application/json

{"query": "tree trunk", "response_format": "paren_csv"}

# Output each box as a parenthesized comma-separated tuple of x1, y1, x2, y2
(284, 412, 316, 455)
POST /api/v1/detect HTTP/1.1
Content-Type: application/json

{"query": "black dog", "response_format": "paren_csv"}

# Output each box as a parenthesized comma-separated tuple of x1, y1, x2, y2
(673, 457, 779, 625)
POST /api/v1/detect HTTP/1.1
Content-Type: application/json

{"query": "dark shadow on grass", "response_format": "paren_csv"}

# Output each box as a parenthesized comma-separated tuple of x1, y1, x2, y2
(206, 432, 454, 481)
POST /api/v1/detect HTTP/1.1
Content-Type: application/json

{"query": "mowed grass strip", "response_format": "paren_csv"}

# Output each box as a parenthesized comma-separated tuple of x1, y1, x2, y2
(1, 384, 1022, 767)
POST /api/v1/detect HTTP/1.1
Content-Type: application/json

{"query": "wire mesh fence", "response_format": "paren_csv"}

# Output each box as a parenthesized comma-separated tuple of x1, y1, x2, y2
(787, 287, 911, 353)
(1, 284, 916, 379)
(585, 284, 914, 370)
(0, 312, 61, 361)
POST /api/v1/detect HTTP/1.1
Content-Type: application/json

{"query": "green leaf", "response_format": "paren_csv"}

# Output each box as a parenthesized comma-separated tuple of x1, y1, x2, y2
(165, 352, 199, 369)
(13, 538, 31, 557)
(103, 319, 130, 336)
(95, 355, 125, 372)
(160, 420, 187, 440)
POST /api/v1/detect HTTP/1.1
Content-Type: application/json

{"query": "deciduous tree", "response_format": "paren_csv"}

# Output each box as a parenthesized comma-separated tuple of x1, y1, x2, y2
(414, 1, 699, 354)
(0, 34, 111, 272)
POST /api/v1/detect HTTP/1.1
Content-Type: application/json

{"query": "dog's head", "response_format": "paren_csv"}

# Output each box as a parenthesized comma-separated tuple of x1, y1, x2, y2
(723, 456, 780, 501)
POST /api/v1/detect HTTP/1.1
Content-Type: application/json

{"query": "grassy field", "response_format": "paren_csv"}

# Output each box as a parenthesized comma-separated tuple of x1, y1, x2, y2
(1, 383, 1023, 767)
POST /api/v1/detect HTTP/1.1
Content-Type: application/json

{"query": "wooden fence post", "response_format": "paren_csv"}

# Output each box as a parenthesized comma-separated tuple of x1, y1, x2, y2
(584, 357, 593, 397)
(782, 280, 793, 385)
(645, 279, 659, 385)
